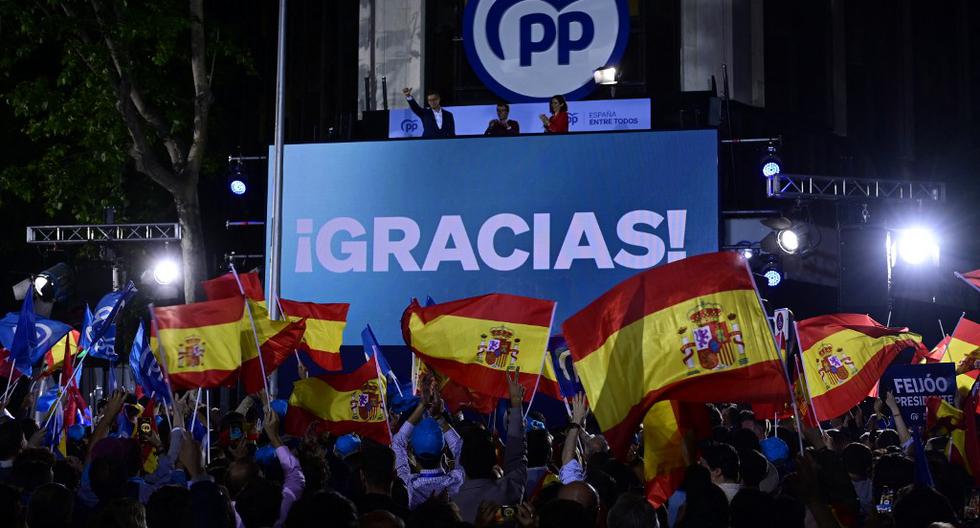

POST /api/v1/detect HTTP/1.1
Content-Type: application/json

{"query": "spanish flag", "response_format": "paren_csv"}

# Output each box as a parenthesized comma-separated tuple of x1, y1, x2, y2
(202, 271, 264, 301)
(797, 314, 926, 421)
(241, 300, 307, 394)
(563, 252, 786, 457)
(916, 335, 951, 364)
(926, 388, 980, 483)
(152, 297, 245, 390)
(43, 330, 80, 374)
(643, 400, 711, 507)
(943, 317, 980, 398)
(284, 357, 389, 445)
(401, 293, 560, 402)
(279, 299, 348, 372)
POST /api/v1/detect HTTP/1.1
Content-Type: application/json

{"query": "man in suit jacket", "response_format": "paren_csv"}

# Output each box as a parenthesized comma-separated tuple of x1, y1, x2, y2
(403, 87, 455, 138)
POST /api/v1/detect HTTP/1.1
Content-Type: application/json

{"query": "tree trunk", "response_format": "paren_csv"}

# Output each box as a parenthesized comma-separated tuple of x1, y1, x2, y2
(174, 184, 208, 302)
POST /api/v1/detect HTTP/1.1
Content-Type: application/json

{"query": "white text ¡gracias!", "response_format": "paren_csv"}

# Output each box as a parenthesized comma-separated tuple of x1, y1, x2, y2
(293, 210, 688, 273)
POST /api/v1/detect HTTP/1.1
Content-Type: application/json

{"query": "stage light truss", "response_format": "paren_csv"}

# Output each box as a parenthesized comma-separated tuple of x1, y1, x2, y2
(766, 174, 946, 202)
(26, 223, 182, 245)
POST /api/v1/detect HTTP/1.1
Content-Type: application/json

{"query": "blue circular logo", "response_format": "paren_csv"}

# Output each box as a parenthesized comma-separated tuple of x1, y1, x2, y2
(464, 0, 630, 102)
(400, 119, 420, 134)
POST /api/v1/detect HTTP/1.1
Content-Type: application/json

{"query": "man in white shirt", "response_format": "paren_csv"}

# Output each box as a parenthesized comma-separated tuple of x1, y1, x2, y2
(403, 87, 455, 138)
(699, 442, 742, 502)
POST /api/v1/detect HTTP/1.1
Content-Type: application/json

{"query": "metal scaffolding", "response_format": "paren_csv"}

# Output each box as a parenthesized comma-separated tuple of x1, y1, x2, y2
(767, 173, 946, 202)
(26, 223, 181, 245)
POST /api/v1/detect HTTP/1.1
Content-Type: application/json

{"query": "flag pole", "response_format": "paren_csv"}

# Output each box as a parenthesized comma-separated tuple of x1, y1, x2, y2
(205, 389, 212, 465)
(228, 264, 272, 401)
(938, 319, 946, 339)
(189, 387, 202, 433)
(746, 263, 805, 453)
(2, 360, 17, 404)
(955, 272, 980, 294)
(941, 314, 966, 361)
(370, 353, 394, 446)
(793, 322, 824, 435)
(774, 314, 806, 452)
(147, 305, 178, 407)
(523, 304, 557, 419)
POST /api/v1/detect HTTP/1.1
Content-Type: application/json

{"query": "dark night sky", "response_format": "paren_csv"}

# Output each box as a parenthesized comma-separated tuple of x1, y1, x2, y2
(0, 0, 977, 344)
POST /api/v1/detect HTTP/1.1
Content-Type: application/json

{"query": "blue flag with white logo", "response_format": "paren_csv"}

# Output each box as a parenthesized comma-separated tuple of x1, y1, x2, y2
(548, 335, 584, 398)
(129, 321, 171, 405)
(0, 298, 72, 374)
(425, 296, 437, 307)
(8, 293, 37, 374)
(87, 282, 137, 360)
(78, 306, 94, 352)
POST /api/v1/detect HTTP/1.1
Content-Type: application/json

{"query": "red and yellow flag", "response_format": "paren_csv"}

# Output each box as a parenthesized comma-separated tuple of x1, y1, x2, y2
(563, 252, 787, 457)
(798, 314, 926, 421)
(402, 293, 560, 402)
(241, 300, 307, 394)
(284, 357, 389, 445)
(643, 400, 711, 507)
(917, 335, 951, 364)
(943, 317, 980, 398)
(152, 297, 245, 390)
(202, 271, 264, 301)
(279, 299, 348, 372)
(43, 330, 80, 374)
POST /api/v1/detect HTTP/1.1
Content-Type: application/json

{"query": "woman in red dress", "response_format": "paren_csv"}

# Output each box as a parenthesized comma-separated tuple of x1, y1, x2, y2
(539, 94, 569, 133)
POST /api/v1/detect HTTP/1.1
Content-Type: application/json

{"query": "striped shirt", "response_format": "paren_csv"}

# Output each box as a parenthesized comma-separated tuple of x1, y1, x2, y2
(393, 421, 465, 509)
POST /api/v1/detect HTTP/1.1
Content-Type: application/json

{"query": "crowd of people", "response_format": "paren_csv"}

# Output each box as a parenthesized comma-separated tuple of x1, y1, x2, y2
(402, 87, 569, 138)
(0, 366, 972, 528)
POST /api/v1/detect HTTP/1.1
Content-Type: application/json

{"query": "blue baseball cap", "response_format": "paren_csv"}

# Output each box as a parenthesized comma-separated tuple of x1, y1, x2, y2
(760, 437, 790, 463)
(525, 419, 546, 433)
(68, 424, 86, 442)
(411, 418, 444, 457)
(270, 399, 289, 418)
(334, 434, 362, 458)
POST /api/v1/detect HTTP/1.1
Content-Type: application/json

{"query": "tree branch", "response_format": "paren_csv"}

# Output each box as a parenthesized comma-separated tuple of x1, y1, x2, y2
(186, 0, 212, 180)
(86, 0, 188, 171)
(115, 78, 181, 193)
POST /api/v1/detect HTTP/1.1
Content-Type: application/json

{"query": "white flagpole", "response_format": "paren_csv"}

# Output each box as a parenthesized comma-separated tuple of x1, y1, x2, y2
(523, 303, 557, 418)
(189, 387, 202, 433)
(371, 354, 394, 445)
(205, 389, 211, 465)
(955, 272, 980, 294)
(267, 0, 288, 321)
(228, 264, 272, 400)
(793, 322, 824, 435)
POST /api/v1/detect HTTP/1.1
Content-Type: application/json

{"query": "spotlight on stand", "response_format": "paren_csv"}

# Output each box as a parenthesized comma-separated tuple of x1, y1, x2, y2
(593, 66, 619, 86)
(761, 257, 783, 287)
(892, 227, 940, 266)
(16, 263, 74, 303)
(141, 257, 181, 299)
(776, 229, 800, 254)
(227, 161, 248, 196)
(760, 141, 782, 178)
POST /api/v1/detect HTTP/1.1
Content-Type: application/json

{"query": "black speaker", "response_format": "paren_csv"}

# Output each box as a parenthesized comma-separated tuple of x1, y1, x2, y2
(837, 226, 889, 319)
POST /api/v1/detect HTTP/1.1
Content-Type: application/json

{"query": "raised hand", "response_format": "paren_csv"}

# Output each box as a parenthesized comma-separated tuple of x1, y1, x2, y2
(403, 87, 412, 97)
(571, 392, 589, 425)
(506, 367, 525, 409)
(264, 408, 282, 448)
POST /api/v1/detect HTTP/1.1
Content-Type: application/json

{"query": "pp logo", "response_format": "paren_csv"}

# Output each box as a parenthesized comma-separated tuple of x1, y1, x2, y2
(400, 119, 420, 135)
(568, 112, 579, 126)
(464, 0, 629, 102)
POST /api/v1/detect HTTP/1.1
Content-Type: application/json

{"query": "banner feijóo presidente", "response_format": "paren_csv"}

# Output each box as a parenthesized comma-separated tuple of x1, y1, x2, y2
(269, 130, 717, 344)
(389, 98, 650, 138)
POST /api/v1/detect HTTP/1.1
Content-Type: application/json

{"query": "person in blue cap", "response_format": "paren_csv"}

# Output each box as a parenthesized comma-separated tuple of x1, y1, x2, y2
(334, 434, 362, 460)
(392, 378, 464, 509)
